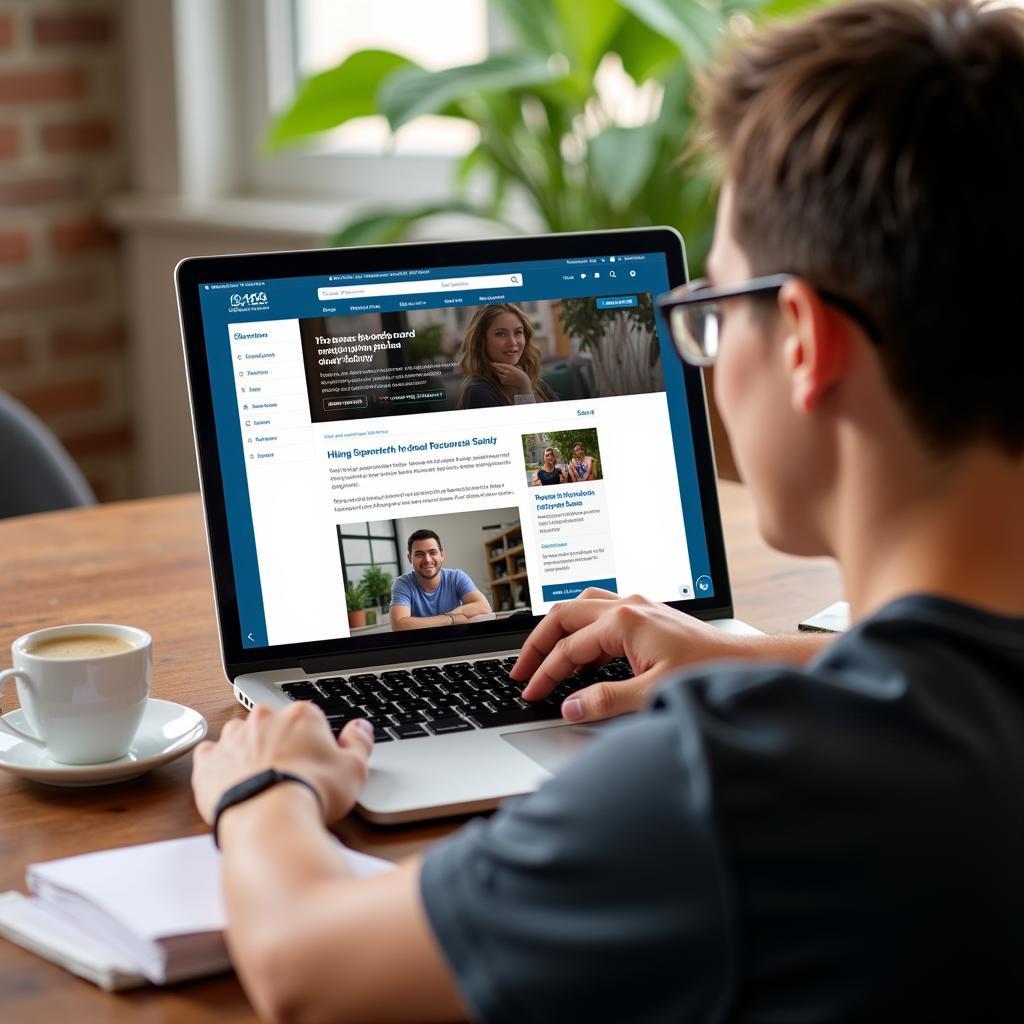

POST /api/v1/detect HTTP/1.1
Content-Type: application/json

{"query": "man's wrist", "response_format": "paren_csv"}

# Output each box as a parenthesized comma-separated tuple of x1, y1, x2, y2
(214, 771, 323, 846)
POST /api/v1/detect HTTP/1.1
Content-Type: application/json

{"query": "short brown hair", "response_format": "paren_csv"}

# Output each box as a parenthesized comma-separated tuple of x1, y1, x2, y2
(702, 0, 1024, 454)
(407, 529, 441, 554)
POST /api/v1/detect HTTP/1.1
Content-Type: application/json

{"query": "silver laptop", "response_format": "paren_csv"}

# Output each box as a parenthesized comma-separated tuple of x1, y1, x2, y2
(176, 228, 758, 823)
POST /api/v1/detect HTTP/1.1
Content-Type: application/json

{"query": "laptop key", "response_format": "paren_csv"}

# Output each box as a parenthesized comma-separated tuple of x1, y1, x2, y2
(394, 722, 428, 739)
(315, 700, 357, 717)
(281, 682, 319, 701)
(426, 715, 474, 735)
(391, 710, 426, 725)
(468, 703, 562, 728)
(423, 705, 458, 720)
(316, 678, 352, 696)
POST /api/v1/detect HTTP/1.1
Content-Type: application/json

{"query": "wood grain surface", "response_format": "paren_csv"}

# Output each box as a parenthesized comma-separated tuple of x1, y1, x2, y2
(0, 487, 840, 1022)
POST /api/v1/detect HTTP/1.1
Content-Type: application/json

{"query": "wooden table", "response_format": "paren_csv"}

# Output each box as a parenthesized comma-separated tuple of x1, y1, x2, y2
(0, 485, 840, 1022)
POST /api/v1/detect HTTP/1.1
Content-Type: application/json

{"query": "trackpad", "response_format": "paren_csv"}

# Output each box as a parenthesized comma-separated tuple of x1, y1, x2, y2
(501, 724, 604, 774)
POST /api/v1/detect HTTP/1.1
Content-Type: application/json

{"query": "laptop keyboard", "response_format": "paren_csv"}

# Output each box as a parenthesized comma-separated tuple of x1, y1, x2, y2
(279, 656, 635, 742)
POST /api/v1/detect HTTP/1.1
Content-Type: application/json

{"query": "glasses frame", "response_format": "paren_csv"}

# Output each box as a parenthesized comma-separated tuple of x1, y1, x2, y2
(657, 273, 881, 367)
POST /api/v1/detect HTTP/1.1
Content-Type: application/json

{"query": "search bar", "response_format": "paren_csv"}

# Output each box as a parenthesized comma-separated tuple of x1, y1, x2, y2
(318, 273, 523, 301)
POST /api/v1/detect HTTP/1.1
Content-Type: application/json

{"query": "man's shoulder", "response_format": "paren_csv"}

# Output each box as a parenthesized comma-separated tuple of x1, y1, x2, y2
(655, 594, 1024, 784)
(443, 567, 474, 588)
(391, 572, 417, 598)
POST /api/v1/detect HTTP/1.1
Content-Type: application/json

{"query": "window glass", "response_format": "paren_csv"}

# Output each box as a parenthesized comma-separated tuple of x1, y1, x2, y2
(293, 0, 487, 154)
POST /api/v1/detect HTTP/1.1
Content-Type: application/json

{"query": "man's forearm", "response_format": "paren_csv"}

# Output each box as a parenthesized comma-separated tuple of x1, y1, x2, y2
(733, 631, 833, 664)
(392, 611, 462, 630)
(217, 786, 457, 1023)
(455, 600, 491, 618)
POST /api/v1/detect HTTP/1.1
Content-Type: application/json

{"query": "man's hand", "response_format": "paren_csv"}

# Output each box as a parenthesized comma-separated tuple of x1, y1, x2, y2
(191, 703, 373, 824)
(512, 589, 772, 722)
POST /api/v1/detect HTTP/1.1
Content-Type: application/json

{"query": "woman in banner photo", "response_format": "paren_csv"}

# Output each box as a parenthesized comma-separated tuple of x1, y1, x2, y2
(567, 440, 598, 482)
(457, 303, 558, 409)
(532, 447, 567, 487)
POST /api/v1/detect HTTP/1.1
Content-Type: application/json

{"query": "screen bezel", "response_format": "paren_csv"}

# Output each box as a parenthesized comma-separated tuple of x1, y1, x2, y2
(176, 228, 734, 679)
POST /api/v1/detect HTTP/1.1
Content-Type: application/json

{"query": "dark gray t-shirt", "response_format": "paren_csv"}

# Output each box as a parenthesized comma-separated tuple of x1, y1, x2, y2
(421, 596, 1024, 1023)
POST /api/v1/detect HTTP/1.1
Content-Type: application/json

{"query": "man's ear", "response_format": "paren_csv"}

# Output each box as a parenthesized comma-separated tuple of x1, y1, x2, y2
(777, 280, 852, 414)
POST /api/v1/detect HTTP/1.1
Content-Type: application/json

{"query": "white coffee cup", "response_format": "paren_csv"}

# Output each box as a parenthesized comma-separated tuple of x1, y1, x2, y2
(0, 623, 152, 765)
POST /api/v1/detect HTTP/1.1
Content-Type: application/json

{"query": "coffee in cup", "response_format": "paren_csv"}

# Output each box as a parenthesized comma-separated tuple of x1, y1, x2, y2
(0, 623, 152, 764)
(26, 634, 138, 659)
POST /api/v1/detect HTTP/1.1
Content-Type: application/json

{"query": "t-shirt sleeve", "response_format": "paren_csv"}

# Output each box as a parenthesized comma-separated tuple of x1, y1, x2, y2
(419, 710, 736, 1024)
(452, 569, 477, 601)
(390, 576, 411, 607)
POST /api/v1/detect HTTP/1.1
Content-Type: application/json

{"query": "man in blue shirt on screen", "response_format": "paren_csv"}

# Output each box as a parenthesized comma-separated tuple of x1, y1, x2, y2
(389, 529, 491, 631)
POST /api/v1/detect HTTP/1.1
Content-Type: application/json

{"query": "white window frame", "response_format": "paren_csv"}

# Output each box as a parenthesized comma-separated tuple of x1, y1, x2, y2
(164, 0, 496, 207)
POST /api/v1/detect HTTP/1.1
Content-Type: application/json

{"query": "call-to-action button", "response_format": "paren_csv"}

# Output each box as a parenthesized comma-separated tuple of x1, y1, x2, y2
(596, 295, 638, 310)
(324, 396, 368, 410)
(388, 389, 446, 405)
(542, 577, 618, 602)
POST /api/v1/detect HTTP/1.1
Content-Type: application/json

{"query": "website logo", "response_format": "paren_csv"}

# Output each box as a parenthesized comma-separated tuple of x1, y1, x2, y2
(230, 290, 269, 310)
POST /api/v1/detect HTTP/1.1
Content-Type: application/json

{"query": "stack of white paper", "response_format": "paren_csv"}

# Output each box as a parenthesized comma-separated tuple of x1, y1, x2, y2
(0, 834, 394, 990)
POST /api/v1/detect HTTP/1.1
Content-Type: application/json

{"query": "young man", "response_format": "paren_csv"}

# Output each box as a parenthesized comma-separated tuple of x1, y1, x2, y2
(191, 1, 1024, 1020)
(389, 528, 491, 631)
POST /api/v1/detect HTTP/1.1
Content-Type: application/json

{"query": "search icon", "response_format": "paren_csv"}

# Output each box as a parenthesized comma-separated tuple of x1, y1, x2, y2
(510, 275, 519, 284)
(609, 270, 617, 278)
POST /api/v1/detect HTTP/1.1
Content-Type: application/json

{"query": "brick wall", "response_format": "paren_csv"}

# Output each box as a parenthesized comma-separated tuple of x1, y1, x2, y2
(0, 1, 131, 502)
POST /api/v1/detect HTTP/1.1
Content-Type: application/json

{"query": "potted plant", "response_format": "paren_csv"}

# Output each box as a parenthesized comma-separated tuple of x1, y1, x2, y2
(360, 565, 395, 620)
(345, 580, 370, 629)
(266, 0, 820, 272)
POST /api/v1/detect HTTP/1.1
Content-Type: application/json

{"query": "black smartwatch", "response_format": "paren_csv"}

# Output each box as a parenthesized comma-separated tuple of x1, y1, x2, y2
(212, 768, 324, 848)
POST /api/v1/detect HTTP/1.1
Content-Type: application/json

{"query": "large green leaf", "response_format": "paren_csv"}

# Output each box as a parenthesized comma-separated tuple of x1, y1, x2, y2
(266, 50, 416, 150)
(379, 55, 564, 132)
(588, 123, 660, 211)
(553, 0, 624, 76)
(610, 12, 682, 83)
(490, 0, 567, 55)
(617, 0, 723, 65)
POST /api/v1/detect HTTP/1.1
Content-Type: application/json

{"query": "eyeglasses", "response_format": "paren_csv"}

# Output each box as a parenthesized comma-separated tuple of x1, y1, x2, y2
(656, 273, 881, 367)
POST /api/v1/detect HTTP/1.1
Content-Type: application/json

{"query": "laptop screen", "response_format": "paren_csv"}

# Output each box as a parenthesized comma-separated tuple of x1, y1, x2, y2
(187, 238, 723, 654)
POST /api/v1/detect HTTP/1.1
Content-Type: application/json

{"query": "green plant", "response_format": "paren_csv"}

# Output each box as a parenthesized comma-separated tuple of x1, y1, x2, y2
(405, 322, 445, 363)
(523, 428, 600, 466)
(267, 0, 818, 272)
(360, 565, 395, 609)
(345, 579, 370, 612)
(558, 292, 660, 395)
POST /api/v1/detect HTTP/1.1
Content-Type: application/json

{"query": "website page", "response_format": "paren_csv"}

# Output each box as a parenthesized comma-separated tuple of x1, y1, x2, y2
(197, 252, 713, 648)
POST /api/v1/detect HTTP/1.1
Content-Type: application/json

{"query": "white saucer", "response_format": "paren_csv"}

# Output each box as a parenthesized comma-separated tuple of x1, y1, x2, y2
(0, 699, 208, 787)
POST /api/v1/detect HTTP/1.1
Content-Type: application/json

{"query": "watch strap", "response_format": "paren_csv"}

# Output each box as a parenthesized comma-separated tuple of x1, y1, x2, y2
(212, 768, 323, 848)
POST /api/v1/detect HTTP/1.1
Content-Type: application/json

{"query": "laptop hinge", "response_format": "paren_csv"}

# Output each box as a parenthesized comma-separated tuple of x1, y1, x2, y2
(295, 631, 533, 675)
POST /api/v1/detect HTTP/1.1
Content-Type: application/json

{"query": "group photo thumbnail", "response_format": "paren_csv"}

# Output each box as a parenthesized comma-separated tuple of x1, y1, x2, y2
(522, 427, 603, 487)
(337, 506, 530, 635)
(300, 292, 663, 422)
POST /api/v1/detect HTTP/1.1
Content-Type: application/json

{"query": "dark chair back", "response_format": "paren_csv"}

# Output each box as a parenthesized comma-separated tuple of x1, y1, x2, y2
(0, 390, 96, 519)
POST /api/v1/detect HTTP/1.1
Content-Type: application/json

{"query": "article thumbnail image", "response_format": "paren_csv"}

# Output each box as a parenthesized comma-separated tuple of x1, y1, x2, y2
(299, 293, 662, 422)
(337, 506, 529, 634)
(522, 428, 603, 487)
